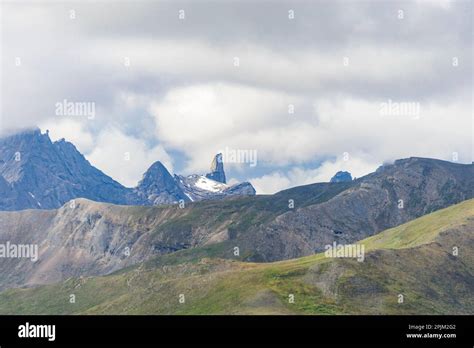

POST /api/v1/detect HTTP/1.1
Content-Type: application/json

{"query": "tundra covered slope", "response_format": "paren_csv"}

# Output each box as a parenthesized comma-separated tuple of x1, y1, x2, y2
(0, 199, 472, 315)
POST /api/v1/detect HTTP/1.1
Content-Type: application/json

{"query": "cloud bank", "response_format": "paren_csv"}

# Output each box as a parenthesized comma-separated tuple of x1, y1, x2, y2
(1, 0, 471, 192)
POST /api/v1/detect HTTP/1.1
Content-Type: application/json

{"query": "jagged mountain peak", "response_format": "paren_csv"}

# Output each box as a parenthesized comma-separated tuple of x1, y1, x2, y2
(141, 161, 171, 179)
(0, 129, 256, 210)
(0, 127, 130, 209)
(137, 161, 188, 204)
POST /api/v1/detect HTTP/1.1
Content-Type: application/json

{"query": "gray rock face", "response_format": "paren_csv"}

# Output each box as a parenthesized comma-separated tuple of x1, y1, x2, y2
(0, 128, 133, 210)
(206, 153, 226, 183)
(0, 129, 255, 210)
(330, 171, 352, 183)
(0, 199, 191, 290)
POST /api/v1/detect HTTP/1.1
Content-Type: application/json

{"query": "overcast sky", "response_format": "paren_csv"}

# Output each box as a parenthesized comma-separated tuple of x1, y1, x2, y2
(1, 0, 472, 193)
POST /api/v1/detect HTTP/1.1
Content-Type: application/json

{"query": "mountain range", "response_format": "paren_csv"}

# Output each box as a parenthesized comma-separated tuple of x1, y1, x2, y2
(0, 128, 472, 314)
(0, 128, 255, 211)
(0, 152, 471, 291)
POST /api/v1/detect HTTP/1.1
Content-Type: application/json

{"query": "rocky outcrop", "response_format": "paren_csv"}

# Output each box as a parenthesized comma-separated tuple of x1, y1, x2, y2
(330, 171, 352, 183)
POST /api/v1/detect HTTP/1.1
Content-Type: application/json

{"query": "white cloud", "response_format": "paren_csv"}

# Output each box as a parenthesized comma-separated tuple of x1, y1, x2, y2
(86, 128, 173, 188)
(40, 82, 471, 192)
(2, 1, 471, 193)
(249, 172, 292, 195)
(40, 119, 95, 154)
(151, 81, 471, 179)
(150, 82, 307, 173)
(85, 38, 450, 98)
(312, 96, 472, 163)
(415, 0, 453, 10)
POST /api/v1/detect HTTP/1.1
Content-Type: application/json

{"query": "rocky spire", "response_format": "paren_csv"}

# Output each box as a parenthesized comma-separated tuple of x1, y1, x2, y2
(205, 153, 226, 184)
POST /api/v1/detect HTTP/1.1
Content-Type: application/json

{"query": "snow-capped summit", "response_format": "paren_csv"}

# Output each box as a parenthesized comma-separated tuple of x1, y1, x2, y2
(174, 154, 255, 201)
(195, 175, 228, 192)
(135, 153, 256, 204)
(175, 173, 255, 202)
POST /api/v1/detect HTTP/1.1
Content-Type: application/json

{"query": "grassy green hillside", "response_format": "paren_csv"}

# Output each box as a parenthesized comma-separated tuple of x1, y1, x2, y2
(0, 199, 472, 315)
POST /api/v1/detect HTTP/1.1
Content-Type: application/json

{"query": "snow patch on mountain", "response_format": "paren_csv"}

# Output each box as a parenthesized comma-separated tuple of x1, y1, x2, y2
(195, 176, 228, 192)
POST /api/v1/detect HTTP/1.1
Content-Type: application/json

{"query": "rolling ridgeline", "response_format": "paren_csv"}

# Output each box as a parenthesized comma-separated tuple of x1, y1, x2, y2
(0, 199, 472, 314)
(0, 129, 473, 314)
